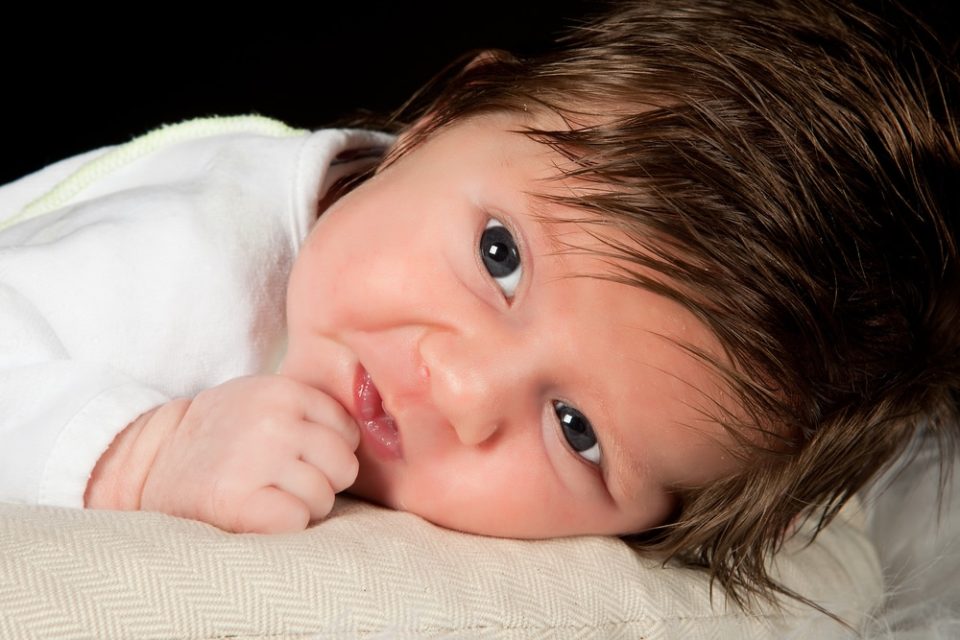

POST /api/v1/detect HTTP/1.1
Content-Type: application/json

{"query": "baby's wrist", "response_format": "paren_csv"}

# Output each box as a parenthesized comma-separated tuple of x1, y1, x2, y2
(84, 398, 191, 511)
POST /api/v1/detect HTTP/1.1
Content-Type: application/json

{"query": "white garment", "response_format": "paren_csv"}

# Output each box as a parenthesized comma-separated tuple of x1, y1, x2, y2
(0, 115, 393, 509)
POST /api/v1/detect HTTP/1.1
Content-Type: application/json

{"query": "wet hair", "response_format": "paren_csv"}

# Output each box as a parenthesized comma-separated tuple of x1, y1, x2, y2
(345, 0, 960, 615)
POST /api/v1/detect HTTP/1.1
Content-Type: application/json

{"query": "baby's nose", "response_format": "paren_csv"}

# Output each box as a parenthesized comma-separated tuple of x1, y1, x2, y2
(440, 372, 503, 446)
(418, 329, 528, 447)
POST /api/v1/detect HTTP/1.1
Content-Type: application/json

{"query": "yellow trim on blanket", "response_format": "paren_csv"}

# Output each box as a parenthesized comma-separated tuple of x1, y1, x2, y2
(1, 115, 307, 233)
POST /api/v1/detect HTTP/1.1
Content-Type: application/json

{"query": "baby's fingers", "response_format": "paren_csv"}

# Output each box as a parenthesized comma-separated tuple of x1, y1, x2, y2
(236, 460, 342, 532)
(299, 386, 361, 451)
(299, 421, 360, 493)
(275, 459, 337, 522)
(235, 487, 310, 534)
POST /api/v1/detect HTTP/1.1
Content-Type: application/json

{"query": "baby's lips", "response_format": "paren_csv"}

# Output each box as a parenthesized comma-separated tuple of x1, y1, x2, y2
(354, 364, 396, 422)
(356, 366, 382, 420)
(353, 364, 403, 460)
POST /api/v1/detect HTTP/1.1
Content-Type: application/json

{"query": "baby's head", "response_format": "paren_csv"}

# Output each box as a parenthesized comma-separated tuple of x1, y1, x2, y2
(283, 0, 960, 607)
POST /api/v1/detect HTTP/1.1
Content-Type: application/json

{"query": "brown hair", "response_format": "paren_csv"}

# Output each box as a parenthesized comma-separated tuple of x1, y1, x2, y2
(346, 0, 960, 616)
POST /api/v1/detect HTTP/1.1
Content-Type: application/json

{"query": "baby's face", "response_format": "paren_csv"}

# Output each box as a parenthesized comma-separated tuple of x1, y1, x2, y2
(281, 112, 740, 538)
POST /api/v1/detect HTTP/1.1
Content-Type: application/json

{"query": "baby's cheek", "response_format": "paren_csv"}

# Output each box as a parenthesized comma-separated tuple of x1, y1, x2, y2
(404, 468, 565, 537)
(346, 449, 397, 508)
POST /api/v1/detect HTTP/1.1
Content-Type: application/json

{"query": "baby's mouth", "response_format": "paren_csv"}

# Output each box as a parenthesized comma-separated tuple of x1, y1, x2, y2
(354, 365, 403, 459)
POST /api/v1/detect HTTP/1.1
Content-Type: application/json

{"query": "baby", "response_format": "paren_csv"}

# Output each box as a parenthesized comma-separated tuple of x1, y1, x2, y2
(1, 0, 958, 611)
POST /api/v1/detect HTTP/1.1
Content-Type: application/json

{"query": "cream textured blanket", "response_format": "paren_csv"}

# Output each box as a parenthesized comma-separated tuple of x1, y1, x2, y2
(0, 497, 880, 639)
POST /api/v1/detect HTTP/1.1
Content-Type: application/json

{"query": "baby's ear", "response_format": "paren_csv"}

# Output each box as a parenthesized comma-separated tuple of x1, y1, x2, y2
(405, 48, 518, 134)
(462, 48, 518, 73)
(381, 48, 520, 172)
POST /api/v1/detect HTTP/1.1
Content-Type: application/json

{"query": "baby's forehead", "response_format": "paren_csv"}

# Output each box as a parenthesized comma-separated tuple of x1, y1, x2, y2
(521, 186, 678, 295)
(523, 207, 740, 407)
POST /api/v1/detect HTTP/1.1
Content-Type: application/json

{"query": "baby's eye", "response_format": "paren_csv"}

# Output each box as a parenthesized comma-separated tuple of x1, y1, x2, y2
(479, 219, 522, 298)
(553, 400, 601, 465)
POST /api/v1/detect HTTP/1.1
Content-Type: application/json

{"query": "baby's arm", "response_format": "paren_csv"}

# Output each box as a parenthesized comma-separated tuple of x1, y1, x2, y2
(85, 375, 360, 534)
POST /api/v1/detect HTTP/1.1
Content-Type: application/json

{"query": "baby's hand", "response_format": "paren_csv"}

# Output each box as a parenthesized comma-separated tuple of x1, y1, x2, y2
(140, 375, 360, 534)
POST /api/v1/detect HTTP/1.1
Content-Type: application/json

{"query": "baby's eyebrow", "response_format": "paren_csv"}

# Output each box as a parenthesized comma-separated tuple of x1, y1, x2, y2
(589, 331, 665, 506)
(520, 190, 595, 256)
(601, 414, 645, 505)
(570, 369, 642, 504)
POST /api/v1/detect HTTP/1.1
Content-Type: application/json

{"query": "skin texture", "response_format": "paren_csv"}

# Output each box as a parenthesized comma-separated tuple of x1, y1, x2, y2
(86, 111, 742, 536)
(279, 112, 742, 538)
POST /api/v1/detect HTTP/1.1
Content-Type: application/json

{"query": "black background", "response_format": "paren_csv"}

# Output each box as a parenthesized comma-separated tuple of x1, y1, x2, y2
(2, 1, 956, 186)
